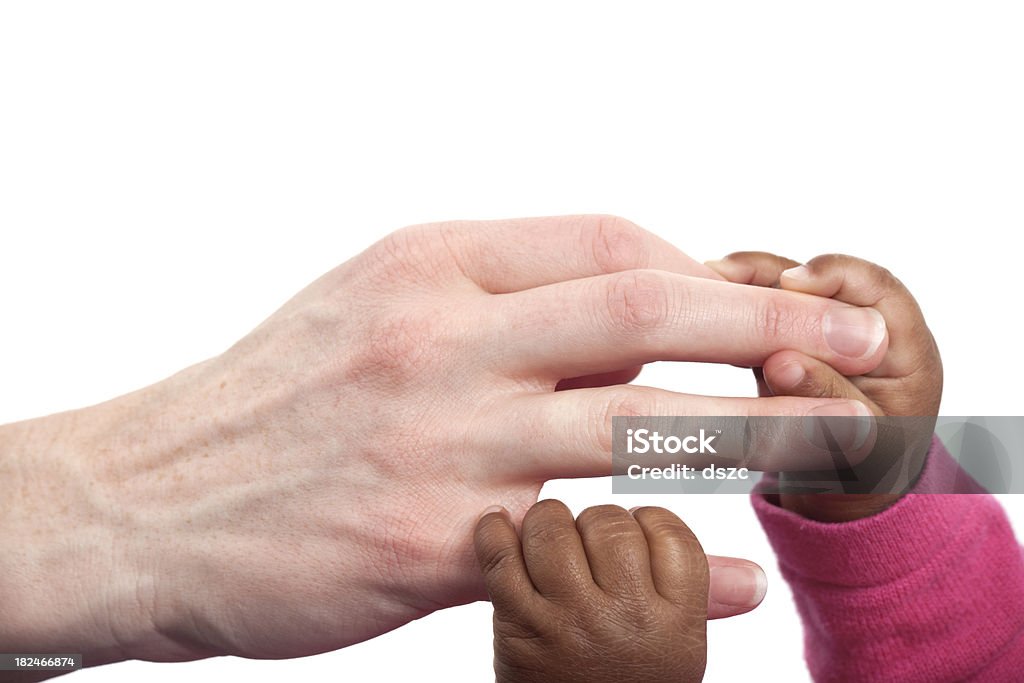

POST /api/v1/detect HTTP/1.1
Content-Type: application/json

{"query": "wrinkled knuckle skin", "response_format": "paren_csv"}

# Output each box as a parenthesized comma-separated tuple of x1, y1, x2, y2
(872, 263, 898, 287)
(603, 270, 673, 335)
(795, 369, 843, 400)
(639, 511, 690, 546)
(576, 505, 631, 536)
(641, 510, 708, 577)
(754, 295, 800, 345)
(594, 596, 666, 636)
(522, 518, 579, 552)
(478, 540, 521, 585)
(350, 311, 441, 385)
(665, 520, 708, 572)
(585, 215, 649, 274)
(594, 388, 657, 452)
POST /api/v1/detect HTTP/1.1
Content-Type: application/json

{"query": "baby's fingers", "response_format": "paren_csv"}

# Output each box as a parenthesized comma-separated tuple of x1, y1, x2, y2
(705, 251, 801, 287)
(763, 350, 879, 414)
(632, 507, 709, 621)
(761, 351, 912, 520)
(779, 255, 935, 383)
(474, 507, 541, 612)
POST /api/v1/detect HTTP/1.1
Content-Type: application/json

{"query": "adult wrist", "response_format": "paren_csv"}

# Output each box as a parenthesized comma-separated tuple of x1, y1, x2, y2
(0, 374, 217, 671)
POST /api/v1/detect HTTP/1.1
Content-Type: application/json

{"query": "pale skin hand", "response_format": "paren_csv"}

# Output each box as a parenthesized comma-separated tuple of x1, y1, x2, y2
(707, 252, 942, 521)
(0, 217, 890, 671)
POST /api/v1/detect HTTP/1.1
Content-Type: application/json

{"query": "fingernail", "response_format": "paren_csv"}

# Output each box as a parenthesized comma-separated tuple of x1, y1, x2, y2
(781, 265, 810, 281)
(823, 307, 886, 358)
(704, 258, 749, 280)
(710, 565, 767, 608)
(773, 361, 806, 389)
(481, 505, 507, 517)
(807, 401, 873, 452)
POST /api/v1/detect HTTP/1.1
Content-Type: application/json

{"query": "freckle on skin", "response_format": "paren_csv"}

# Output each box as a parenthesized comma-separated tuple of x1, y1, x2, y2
(220, 381, 227, 390)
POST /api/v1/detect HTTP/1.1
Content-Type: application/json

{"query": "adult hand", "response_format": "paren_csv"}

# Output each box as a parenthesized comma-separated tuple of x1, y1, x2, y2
(1, 216, 888, 669)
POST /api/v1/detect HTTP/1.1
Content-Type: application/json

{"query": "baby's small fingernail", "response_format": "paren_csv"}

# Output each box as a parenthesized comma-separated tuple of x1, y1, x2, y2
(481, 505, 507, 517)
(781, 265, 811, 281)
(774, 361, 806, 389)
(704, 258, 749, 280)
(710, 564, 768, 608)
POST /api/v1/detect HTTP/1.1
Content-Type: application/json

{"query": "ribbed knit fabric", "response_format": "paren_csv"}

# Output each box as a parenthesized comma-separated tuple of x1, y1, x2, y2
(752, 437, 1024, 682)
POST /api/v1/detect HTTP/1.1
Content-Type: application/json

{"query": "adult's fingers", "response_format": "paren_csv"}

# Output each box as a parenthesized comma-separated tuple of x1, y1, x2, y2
(439, 215, 724, 293)
(489, 269, 888, 381)
(631, 507, 708, 616)
(705, 251, 801, 287)
(575, 505, 655, 597)
(483, 386, 872, 480)
(474, 507, 541, 612)
(519, 499, 595, 599)
(555, 365, 644, 391)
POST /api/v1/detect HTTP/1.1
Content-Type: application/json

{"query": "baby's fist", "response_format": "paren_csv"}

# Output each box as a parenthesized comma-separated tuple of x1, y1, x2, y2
(475, 500, 709, 683)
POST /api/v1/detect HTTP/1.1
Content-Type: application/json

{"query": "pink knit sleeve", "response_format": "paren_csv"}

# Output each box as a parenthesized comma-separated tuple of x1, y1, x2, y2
(752, 437, 1024, 682)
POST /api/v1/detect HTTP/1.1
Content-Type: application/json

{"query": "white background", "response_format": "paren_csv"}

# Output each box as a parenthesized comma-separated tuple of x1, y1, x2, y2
(2, 2, 1023, 681)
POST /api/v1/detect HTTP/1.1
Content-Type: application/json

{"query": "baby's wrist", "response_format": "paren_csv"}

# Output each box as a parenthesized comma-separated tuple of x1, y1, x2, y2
(778, 493, 903, 522)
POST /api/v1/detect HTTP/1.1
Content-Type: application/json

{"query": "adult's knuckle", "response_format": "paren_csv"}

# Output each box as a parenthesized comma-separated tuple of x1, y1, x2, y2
(364, 224, 450, 284)
(754, 295, 801, 344)
(594, 388, 658, 451)
(605, 387, 658, 419)
(584, 214, 650, 273)
(356, 311, 439, 382)
(603, 269, 673, 334)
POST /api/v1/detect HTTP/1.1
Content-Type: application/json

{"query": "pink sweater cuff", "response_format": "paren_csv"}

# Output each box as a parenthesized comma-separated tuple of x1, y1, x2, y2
(752, 436, 985, 586)
(752, 436, 1024, 682)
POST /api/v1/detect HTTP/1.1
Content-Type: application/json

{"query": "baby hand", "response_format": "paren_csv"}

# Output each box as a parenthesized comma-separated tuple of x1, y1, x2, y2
(708, 252, 942, 521)
(475, 500, 709, 682)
